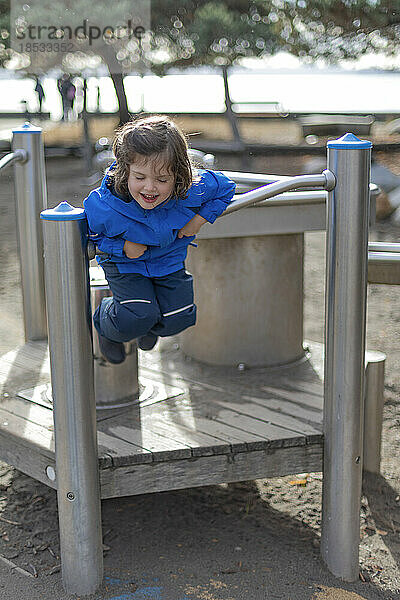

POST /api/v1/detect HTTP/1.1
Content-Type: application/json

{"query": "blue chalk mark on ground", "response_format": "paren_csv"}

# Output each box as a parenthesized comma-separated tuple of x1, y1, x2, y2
(104, 575, 165, 600)
(108, 593, 161, 600)
(104, 574, 189, 600)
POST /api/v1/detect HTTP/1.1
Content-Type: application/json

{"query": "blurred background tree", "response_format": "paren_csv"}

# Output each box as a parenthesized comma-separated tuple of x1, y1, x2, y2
(275, 0, 400, 63)
(0, 1, 399, 122)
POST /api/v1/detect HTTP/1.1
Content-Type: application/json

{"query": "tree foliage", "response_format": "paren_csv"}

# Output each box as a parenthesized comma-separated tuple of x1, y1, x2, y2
(148, 0, 282, 73)
(274, 1, 400, 62)
(0, 1, 399, 121)
(0, 1, 400, 72)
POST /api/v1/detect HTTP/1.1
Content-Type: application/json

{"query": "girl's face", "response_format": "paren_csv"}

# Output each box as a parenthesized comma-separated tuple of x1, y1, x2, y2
(127, 156, 175, 210)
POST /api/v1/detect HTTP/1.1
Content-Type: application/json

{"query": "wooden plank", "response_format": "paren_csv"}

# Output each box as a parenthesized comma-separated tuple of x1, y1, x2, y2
(0, 342, 49, 372)
(143, 407, 262, 453)
(0, 429, 56, 490)
(132, 396, 259, 449)
(0, 406, 54, 456)
(98, 420, 193, 462)
(193, 395, 322, 440)
(159, 392, 314, 444)
(96, 430, 152, 466)
(0, 396, 54, 430)
(196, 408, 306, 447)
(276, 380, 324, 396)
(99, 443, 323, 499)
(100, 392, 310, 467)
(260, 385, 323, 410)
(0, 396, 135, 467)
(139, 399, 277, 454)
(0, 391, 276, 467)
(139, 351, 324, 419)
(131, 413, 233, 458)
(242, 391, 322, 420)
(241, 394, 322, 432)
(139, 358, 323, 436)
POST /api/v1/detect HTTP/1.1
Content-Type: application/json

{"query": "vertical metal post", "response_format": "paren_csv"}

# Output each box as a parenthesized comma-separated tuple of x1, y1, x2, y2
(321, 133, 372, 581)
(12, 122, 47, 341)
(41, 202, 103, 595)
(364, 351, 386, 474)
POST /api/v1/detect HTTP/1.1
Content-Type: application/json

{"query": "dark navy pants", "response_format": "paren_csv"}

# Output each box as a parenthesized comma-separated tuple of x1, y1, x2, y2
(93, 262, 197, 343)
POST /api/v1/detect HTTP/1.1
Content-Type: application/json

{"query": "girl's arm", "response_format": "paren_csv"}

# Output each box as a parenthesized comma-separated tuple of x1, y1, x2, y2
(178, 170, 236, 238)
(196, 170, 236, 223)
(85, 191, 147, 258)
(123, 240, 147, 258)
(177, 214, 207, 238)
(89, 231, 126, 256)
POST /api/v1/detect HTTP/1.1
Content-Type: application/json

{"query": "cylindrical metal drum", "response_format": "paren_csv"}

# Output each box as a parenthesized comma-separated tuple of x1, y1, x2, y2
(89, 266, 139, 409)
(180, 233, 304, 367)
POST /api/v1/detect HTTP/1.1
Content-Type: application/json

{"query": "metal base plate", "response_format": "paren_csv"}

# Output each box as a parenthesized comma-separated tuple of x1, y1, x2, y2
(17, 376, 184, 411)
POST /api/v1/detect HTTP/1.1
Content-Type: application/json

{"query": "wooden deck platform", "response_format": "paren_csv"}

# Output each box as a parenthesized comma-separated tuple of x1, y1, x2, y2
(0, 339, 324, 499)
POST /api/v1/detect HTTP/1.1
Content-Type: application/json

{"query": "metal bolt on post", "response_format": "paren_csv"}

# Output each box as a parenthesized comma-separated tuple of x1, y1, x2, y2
(13, 122, 48, 341)
(321, 133, 372, 581)
(40, 202, 103, 595)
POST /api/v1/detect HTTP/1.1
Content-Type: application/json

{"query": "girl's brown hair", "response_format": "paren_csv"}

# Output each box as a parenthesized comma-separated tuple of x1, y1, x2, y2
(108, 115, 193, 199)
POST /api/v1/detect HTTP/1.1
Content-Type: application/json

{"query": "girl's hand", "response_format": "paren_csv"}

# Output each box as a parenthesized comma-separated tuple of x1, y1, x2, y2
(178, 215, 207, 238)
(123, 240, 147, 259)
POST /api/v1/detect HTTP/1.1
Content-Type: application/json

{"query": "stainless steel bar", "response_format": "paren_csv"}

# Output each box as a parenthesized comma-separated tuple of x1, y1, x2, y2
(222, 170, 293, 185)
(41, 202, 103, 595)
(368, 242, 400, 253)
(12, 123, 48, 341)
(321, 134, 372, 581)
(254, 190, 326, 207)
(232, 183, 378, 205)
(225, 168, 378, 197)
(364, 351, 386, 474)
(0, 149, 27, 171)
(368, 251, 400, 262)
(223, 171, 335, 215)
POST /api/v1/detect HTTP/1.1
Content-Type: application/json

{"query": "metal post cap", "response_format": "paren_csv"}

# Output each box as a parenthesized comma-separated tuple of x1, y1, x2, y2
(41, 201, 86, 221)
(12, 121, 42, 134)
(327, 132, 372, 149)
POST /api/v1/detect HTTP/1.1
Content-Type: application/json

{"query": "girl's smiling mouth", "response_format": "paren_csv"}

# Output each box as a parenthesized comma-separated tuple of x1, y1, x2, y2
(140, 193, 159, 204)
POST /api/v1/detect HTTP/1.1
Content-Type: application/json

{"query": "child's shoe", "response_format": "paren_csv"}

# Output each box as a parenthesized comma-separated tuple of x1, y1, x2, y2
(98, 332, 126, 364)
(138, 333, 158, 351)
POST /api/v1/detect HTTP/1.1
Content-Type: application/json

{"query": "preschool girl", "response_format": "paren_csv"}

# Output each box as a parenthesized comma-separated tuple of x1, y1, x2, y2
(84, 115, 236, 364)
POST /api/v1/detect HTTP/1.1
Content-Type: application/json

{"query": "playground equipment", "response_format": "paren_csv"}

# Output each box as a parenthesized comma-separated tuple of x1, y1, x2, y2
(11, 123, 47, 341)
(0, 124, 397, 595)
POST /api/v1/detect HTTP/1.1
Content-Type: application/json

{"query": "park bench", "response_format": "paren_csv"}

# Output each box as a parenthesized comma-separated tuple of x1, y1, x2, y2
(299, 114, 375, 138)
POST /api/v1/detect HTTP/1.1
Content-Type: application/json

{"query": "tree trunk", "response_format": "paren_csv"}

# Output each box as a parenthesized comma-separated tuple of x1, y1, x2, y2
(109, 71, 131, 125)
(221, 65, 249, 170)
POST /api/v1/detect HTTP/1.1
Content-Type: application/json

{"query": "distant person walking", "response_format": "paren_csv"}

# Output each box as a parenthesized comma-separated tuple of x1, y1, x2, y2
(34, 77, 45, 114)
(57, 74, 76, 121)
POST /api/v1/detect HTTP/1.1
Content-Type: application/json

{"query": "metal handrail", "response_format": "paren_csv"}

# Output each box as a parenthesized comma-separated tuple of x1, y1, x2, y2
(0, 150, 27, 171)
(223, 170, 336, 216)
(369, 251, 400, 263)
(368, 242, 400, 253)
(222, 170, 293, 185)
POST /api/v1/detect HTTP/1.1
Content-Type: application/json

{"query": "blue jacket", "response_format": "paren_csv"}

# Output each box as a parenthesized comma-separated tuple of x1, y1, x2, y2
(84, 168, 236, 277)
